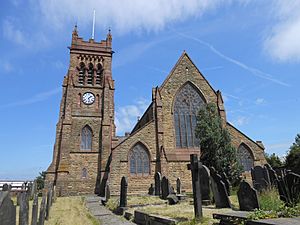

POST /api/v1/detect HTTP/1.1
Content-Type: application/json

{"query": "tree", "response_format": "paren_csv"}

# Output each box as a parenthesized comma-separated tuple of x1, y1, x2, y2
(195, 103, 242, 184)
(36, 171, 46, 190)
(265, 153, 283, 168)
(285, 134, 300, 174)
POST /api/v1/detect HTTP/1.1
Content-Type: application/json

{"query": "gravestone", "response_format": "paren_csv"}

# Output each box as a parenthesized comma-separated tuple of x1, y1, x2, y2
(0, 191, 16, 225)
(154, 172, 161, 196)
(167, 194, 179, 205)
(237, 180, 259, 211)
(210, 167, 231, 208)
(17, 192, 21, 206)
(161, 176, 169, 200)
(31, 194, 38, 225)
(27, 183, 33, 200)
(119, 176, 128, 208)
(38, 195, 46, 225)
(2, 183, 9, 191)
(187, 154, 203, 219)
(279, 172, 300, 205)
(45, 188, 52, 220)
(199, 165, 211, 202)
(221, 172, 231, 196)
(19, 191, 29, 225)
(251, 166, 270, 191)
(176, 178, 181, 194)
(265, 164, 278, 186)
(148, 184, 154, 195)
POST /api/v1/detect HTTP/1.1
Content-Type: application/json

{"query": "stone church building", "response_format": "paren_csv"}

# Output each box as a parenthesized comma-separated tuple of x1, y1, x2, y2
(46, 28, 266, 196)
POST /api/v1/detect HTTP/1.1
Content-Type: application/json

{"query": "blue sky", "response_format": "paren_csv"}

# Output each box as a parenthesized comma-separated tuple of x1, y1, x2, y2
(0, 0, 299, 180)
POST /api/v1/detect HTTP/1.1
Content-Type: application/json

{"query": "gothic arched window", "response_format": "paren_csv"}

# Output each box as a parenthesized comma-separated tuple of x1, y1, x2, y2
(129, 143, 150, 176)
(82, 168, 87, 178)
(174, 83, 205, 148)
(81, 125, 92, 150)
(78, 62, 86, 85)
(87, 63, 94, 85)
(237, 144, 254, 172)
(96, 63, 103, 85)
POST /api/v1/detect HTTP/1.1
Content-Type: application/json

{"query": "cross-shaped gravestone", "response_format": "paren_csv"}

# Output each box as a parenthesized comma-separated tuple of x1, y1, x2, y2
(187, 154, 203, 219)
(119, 176, 128, 208)
(154, 172, 161, 196)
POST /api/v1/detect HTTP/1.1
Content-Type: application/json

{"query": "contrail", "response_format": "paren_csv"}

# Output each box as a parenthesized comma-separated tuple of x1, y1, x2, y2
(176, 32, 290, 87)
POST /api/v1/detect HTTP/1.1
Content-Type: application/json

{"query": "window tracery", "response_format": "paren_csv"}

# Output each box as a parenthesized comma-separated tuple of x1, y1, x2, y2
(237, 144, 254, 171)
(174, 83, 205, 148)
(81, 125, 92, 150)
(129, 143, 150, 176)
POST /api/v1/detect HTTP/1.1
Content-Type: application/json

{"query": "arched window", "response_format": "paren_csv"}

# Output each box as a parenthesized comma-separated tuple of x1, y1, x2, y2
(237, 144, 254, 172)
(129, 143, 150, 176)
(96, 63, 103, 85)
(87, 63, 94, 85)
(82, 168, 87, 178)
(174, 83, 205, 148)
(81, 125, 92, 150)
(78, 62, 86, 85)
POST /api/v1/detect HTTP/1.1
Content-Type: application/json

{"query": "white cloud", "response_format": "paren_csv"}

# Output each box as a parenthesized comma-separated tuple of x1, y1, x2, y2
(232, 116, 249, 126)
(37, 0, 227, 34)
(2, 19, 26, 46)
(264, 1, 300, 62)
(255, 98, 265, 105)
(0, 87, 61, 108)
(115, 98, 149, 135)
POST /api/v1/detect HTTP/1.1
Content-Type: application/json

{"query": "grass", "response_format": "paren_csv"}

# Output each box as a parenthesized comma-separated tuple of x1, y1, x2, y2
(258, 187, 283, 211)
(45, 196, 101, 225)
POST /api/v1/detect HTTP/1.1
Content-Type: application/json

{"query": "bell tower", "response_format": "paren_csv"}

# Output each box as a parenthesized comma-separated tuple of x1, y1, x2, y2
(46, 26, 115, 196)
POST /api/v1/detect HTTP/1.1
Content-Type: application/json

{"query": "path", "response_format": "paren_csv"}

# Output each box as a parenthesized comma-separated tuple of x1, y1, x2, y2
(85, 195, 135, 225)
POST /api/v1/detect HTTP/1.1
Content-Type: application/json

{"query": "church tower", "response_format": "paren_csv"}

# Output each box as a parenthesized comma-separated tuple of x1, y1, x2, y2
(46, 26, 115, 196)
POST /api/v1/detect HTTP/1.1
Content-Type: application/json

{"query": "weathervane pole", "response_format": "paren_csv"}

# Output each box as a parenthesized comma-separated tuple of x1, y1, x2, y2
(92, 9, 96, 39)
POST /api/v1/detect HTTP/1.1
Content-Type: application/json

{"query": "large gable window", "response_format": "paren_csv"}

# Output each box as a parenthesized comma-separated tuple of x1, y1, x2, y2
(81, 125, 92, 150)
(174, 83, 205, 148)
(129, 143, 150, 176)
(237, 144, 254, 172)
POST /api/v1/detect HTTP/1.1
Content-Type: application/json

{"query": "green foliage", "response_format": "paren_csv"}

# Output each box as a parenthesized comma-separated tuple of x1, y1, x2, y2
(264, 153, 283, 168)
(258, 187, 284, 212)
(36, 171, 46, 190)
(248, 209, 278, 220)
(285, 134, 300, 174)
(248, 205, 300, 220)
(195, 103, 242, 184)
(105, 198, 119, 211)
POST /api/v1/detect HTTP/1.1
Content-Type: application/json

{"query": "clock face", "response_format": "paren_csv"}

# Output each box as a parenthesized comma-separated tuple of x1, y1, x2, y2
(82, 92, 95, 105)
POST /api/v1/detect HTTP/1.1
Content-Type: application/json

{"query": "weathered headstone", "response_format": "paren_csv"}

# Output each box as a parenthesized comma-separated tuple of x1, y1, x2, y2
(38, 195, 46, 225)
(210, 167, 231, 208)
(17, 192, 21, 206)
(45, 188, 52, 220)
(154, 172, 161, 196)
(119, 176, 128, 208)
(148, 184, 154, 195)
(278, 172, 300, 205)
(237, 180, 259, 211)
(176, 178, 181, 194)
(251, 166, 270, 191)
(31, 194, 38, 225)
(221, 172, 231, 196)
(167, 194, 179, 205)
(19, 191, 29, 225)
(161, 176, 169, 200)
(2, 183, 9, 191)
(187, 154, 203, 219)
(0, 191, 16, 225)
(265, 164, 278, 186)
(199, 165, 211, 202)
(27, 183, 33, 200)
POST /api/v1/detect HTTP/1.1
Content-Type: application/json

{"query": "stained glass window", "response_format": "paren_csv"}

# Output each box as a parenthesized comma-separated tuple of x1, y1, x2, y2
(174, 83, 205, 148)
(81, 125, 92, 150)
(129, 143, 150, 176)
(237, 144, 254, 171)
